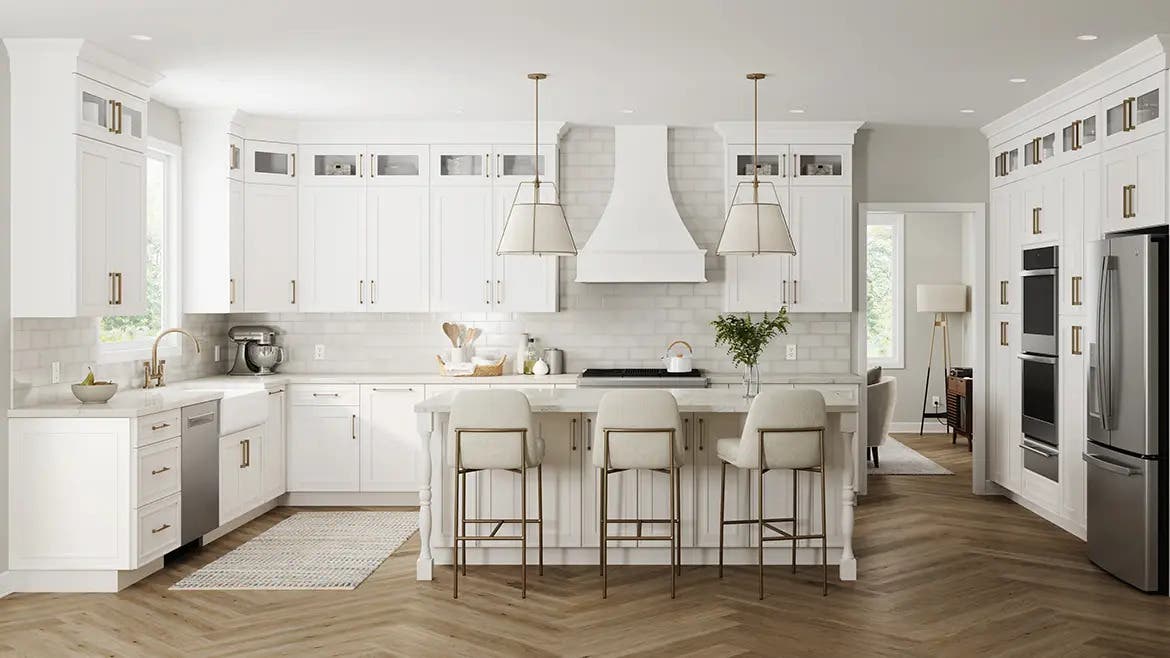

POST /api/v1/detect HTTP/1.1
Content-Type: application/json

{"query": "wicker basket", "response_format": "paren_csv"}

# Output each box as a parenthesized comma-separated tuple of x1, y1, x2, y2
(436, 354, 507, 377)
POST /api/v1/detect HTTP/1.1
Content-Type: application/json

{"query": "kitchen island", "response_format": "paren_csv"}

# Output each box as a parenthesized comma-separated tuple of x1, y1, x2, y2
(415, 388, 860, 582)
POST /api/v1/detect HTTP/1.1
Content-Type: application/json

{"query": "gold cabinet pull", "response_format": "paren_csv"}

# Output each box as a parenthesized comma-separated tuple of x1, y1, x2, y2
(230, 144, 240, 170)
(351, 414, 357, 440)
(1000, 321, 1009, 346)
(484, 153, 491, 178)
(484, 279, 491, 305)
(682, 417, 690, 451)
(1123, 185, 1137, 218)
(151, 523, 171, 535)
(229, 278, 236, 305)
(1125, 97, 1136, 132)
(585, 417, 593, 450)
(571, 417, 578, 451)
(793, 280, 799, 304)
(370, 280, 377, 304)
(150, 422, 170, 431)
(109, 272, 116, 305)
(1072, 325, 1083, 355)
(107, 100, 116, 132)
(115, 101, 123, 134)
(496, 279, 503, 305)
(359, 280, 364, 304)
(114, 272, 123, 305)
(290, 279, 297, 305)
(1000, 280, 1008, 305)
(151, 466, 171, 476)
(1031, 207, 1041, 234)
(359, 153, 364, 177)
(290, 152, 296, 177)
(698, 417, 706, 451)
(1072, 276, 1082, 305)
(240, 440, 247, 468)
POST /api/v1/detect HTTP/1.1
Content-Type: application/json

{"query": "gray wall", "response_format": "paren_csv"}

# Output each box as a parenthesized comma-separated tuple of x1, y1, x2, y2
(855, 123, 988, 203)
(148, 99, 181, 144)
(889, 212, 968, 424)
(1, 42, 11, 577)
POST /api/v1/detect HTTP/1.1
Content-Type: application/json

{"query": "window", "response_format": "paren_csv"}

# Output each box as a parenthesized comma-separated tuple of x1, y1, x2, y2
(100, 140, 180, 359)
(866, 213, 904, 369)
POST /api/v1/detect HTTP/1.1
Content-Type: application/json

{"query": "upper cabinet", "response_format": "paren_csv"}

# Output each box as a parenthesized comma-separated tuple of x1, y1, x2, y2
(1059, 107, 1099, 161)
(76, 75, 147, 153)
(432, 147, 491, 186)
(492, 145, 555, 184)
(1103, 72, 1164, 150)
(370, 146, 430, 186)
(791, 145, 851, 186)
(6, 38, 158, 317)
(245, 140, 298, 185)
(992, 144, 1021, 186)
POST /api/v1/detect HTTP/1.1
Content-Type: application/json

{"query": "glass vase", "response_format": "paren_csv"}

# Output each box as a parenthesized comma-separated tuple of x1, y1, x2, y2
(743, 363, 761, 399)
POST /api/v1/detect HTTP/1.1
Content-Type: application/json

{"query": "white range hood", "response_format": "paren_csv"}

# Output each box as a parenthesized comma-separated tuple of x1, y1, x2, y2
(576, 125, 706, 282)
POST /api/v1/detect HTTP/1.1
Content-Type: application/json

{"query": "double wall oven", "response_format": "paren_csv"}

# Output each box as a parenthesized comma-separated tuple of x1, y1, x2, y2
(1019, 246, 1060, 481)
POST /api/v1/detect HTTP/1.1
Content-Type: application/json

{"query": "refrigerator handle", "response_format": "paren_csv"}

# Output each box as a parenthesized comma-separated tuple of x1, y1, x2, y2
(1097, 254, 1114, 431)
(1082, 452, 1140, 476)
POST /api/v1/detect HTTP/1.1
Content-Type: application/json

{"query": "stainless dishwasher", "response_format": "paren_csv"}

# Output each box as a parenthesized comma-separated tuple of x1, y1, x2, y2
(181, 401, 220, 545)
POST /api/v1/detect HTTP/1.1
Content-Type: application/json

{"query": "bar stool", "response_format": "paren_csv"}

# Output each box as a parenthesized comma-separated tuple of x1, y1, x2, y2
(593, 390, 684, 599)
(715, 389, 828, 598)
(449, 389, 544, 599)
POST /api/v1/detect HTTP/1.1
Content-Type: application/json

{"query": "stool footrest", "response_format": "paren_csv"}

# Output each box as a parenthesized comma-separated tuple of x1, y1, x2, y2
(722, 517, 795, 526)
(462, 518, 541, 524)
(605, 534, 673, 541)
(762, 532, 825, 542)
(606, 517, 676, 525)
(457, 534, 525, 541)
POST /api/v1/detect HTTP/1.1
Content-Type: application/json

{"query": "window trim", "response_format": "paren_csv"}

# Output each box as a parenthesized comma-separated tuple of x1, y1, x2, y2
(865, 212, 905, 370)
(98, 138, 183, 364)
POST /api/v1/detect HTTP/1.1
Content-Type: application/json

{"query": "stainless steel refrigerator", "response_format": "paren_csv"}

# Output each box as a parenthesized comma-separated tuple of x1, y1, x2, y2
(1085, 229, 1167, 592)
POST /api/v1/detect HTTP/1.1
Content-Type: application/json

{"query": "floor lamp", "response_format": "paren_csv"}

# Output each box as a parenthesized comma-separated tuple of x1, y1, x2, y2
(917, 284, 968, 435)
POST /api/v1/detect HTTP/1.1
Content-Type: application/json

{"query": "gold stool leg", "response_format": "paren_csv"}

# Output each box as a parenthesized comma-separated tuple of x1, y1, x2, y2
(792, 470, 797, 574)
(453, 471, 460, 599)
(674, 465, 682, 577)
(601, 467, 608, 599)
(461, 471, 467, 576)
(758, 466, 765, 601)
(718, 461, 726, 579)
(521, 460, 527, 599)
(820, 432, 828, 596)
(669, 465, 677, 599)
(538, 464, 544, 577)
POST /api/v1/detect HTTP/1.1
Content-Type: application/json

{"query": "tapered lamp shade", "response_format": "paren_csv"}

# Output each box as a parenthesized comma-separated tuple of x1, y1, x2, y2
(916, 284, 967, 313)
(496, 198, 577, 255)
(716, 199, 796, 255)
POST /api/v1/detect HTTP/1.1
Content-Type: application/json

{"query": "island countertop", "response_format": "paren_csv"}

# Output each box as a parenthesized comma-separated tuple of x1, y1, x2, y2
(415, 387, 858, 414)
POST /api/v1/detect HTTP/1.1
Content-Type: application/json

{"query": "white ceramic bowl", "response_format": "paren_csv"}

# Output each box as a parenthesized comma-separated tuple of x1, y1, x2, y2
(71, 383, 118, 404)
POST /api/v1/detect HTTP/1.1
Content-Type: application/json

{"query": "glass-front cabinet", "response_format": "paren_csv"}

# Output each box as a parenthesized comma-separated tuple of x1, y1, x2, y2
(1104, 73, 1165, 149)
(298, 145, 365, 185)
(1061, 112, 1097, 157)
(245, 140, 298, 186)
(431, 146, 490, 186)
(75, 75, 147, 152)
(993, 145, 1020, 183)
(790, 145, 850, 185)
(492, 144, 556, 184)
(728, 144, 789, 183)
(369, 146, 430, 186)
(1024, 127, 1057, 169)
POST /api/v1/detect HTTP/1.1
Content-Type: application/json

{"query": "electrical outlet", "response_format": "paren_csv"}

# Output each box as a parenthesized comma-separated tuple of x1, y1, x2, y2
(213, 345, 221, 362)
(785, 344, 798, 361)
(51, 361, 61, 384)
(314, 344, 326, 360)
(932, 395, 941, 408)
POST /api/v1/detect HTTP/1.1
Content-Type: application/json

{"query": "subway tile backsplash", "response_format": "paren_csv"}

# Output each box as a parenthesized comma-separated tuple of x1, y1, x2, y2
(11, 126, 853, 404)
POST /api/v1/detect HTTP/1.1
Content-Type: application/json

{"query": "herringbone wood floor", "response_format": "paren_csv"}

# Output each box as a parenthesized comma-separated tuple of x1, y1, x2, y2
(3, 433, 1169, 656)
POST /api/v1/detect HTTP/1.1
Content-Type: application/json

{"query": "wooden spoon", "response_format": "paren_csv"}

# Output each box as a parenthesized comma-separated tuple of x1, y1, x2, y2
(442, 322, 460, 347)
(463, 327, 482, 347)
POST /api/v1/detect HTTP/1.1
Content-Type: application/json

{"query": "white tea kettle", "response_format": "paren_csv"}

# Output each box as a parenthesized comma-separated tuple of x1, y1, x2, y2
(661, 340, 694, 373)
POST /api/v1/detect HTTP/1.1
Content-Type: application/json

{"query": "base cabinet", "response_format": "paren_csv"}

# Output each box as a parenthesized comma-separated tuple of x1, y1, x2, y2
(359, 385, 425, 492)
(261, 390, 287, 501)
(287, 397, 360, 492)
(219, 426, 264, 525)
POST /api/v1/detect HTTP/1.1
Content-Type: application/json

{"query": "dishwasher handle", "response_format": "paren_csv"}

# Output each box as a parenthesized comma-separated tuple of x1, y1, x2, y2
(186, 411, 217, 428)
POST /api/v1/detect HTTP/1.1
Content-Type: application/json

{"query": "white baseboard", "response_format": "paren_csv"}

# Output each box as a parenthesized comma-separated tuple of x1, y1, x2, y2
(202, 499, 279, 545)
(281, 491, 419, 507)
(0, 570, 14, 598)
(1003, 489, 1087, 541)
(9, 558, 163, 593)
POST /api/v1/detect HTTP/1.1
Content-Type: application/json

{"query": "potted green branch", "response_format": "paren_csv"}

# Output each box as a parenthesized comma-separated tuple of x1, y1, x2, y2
(711, 309, 790, 398)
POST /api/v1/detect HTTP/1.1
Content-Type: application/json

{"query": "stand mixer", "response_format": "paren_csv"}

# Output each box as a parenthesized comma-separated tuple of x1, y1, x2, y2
(227, 325, 285, 376)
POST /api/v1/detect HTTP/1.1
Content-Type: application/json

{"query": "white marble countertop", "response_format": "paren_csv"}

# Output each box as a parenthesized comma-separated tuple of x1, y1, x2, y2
(9, 371, 860, 418)
(416, 387, 858, 414)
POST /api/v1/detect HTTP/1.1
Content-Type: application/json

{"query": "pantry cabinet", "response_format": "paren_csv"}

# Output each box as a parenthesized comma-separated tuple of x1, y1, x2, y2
(988, 316, 1022, 493)
(1059, 158, 1100, 316)
(243, 183, 299, 312)
(1059, 316, 1087, 528)
(1102, 132, 1166, 234)
(77, 137, 147, 316)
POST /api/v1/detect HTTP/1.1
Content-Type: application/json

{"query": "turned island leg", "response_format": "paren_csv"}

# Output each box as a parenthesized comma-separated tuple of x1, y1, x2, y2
(839, 426, 858, 581)
(417, 412, 434, 581)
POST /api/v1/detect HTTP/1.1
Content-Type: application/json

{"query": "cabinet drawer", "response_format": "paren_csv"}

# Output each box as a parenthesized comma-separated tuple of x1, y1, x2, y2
(288, 384, 360, 406)
(136, 493, 181, 565)
(795, 384, 858, 404)
(136, 409, 181, 446)
(136, 437, 181, 508)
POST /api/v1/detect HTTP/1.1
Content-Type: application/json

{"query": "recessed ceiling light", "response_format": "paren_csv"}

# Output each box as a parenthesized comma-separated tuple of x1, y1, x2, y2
(129, 34, 152, 41)
(1009, 77, 1027, 84)
(960, 108, 975, 114)
(788, 108, 805, 114)
(620, 108, 635, 114)
(1076, 34, 1098, 41)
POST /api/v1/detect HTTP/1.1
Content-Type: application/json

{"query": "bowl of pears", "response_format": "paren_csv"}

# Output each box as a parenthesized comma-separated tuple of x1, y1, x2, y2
(71, 369, 118, 404)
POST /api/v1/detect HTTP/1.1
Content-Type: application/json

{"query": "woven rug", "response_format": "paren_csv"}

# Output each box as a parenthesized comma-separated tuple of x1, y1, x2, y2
(867, 438, 953, 476)
(171, 511, 418, 591)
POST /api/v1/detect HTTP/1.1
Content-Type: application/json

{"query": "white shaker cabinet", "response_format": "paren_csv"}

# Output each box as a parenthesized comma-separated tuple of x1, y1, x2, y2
(245, 140, 298, 185)
(430, 186, 495, 311)
(724, 185, 791, 312)
(229, 179, 246, 311)
(367, 186, 430, 312)
(786, 186, 852, 313)
(358, 385, 425, 493)
(287, 387, 360, 492)
(77, 137, 147, 317)
(1102, 72, 1165, 150)
(1059, 158, 1099, 316)
(1059, 317, 1088, 528)
(219, 426, 264, 525)
(298, 186, 367, 312)
(990, 183, 1022, 313)
(1020, 171, 1062, 246)
(988, 316, 1022, 494)
(243, 183, 299, 312)
(1102, 133, 1166, 234)
(261, 390, 287, 502)
(75, 74, 148, 153)
(492, 185, 559, 312)
(691, 413, 750, 548)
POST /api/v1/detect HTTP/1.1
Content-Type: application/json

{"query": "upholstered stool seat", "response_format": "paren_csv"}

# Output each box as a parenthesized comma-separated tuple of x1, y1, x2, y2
(449, 389, 543, 599)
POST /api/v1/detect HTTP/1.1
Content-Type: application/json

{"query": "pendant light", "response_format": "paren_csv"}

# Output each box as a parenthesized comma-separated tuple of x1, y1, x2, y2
(496, 73, 577, 256)
(715, 73, 796, 256)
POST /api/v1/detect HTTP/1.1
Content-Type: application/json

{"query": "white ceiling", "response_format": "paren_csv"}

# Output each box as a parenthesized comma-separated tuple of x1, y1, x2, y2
(2, 0, 1169, 126)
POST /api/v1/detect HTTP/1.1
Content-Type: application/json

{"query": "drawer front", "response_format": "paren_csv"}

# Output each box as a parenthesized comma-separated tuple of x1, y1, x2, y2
(136, 437, 181, 507)
(795, 384, 858, 405)
(136, 493, 181, 565)
(288, 384, 360, 406)
(136, 409, 181, 446)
